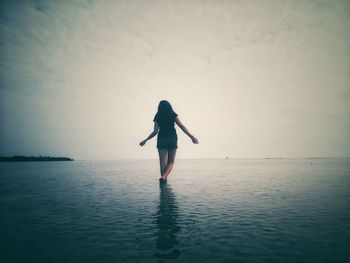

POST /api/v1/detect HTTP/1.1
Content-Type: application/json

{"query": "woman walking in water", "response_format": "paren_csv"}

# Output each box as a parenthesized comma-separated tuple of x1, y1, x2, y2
(139, 100, 199, 182)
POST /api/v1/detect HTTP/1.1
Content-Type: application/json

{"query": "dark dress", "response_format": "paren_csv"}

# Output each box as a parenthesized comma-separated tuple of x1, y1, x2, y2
(153, 111, 178, 149)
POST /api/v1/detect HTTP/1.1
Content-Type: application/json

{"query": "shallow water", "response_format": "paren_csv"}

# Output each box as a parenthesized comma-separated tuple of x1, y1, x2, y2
(1, 159, 349, 262)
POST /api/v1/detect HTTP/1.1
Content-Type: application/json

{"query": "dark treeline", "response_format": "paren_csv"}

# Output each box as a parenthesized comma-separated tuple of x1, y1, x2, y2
(0, 156, 74, 162)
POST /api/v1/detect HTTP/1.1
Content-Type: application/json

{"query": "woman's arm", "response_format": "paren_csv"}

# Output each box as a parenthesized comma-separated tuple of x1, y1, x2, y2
(139, 122, 159, 146)
(175, 117, 199, 144)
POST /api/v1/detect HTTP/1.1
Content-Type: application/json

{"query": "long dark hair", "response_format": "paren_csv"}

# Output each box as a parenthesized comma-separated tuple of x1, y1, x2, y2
(156, 100, 175, 119)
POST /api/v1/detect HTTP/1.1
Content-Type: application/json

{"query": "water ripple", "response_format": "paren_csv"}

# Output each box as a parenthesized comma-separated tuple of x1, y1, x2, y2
(0, 159, 349, 262)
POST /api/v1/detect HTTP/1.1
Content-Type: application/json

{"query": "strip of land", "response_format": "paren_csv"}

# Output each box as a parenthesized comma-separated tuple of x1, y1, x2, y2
(0, 156, 74, 162)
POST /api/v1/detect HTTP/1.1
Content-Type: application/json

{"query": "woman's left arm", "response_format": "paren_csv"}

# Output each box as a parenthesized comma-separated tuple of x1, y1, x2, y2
(139, 122, 159, 146)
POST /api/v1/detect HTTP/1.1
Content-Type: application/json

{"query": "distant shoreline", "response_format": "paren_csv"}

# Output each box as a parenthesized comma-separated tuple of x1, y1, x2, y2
(0, 156, 74, 162)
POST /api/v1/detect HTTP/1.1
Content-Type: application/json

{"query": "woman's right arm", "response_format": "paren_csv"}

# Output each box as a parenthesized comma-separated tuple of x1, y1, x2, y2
(139, 122, 159, 146)
(175, 117, 199, 144)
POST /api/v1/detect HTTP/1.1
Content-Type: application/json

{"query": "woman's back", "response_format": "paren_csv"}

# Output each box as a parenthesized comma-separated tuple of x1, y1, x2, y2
(153, 111, 178, 139)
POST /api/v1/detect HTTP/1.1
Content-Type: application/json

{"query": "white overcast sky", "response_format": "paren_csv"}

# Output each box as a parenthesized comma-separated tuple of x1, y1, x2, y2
(0, 0, 349, 159)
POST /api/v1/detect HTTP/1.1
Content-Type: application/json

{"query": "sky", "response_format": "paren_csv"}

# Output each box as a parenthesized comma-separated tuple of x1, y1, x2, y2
(0, 0, 349, 160)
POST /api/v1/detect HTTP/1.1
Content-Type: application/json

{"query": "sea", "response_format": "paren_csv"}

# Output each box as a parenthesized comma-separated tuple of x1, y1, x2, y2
(1, 158, 349, 263)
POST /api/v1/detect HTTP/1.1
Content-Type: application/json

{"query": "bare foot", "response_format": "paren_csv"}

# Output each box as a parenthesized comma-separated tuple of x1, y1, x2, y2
(159, 176, 168, 182)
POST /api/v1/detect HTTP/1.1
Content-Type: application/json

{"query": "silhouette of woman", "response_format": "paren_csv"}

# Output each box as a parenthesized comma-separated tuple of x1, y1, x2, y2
(139, 100, 198, 182)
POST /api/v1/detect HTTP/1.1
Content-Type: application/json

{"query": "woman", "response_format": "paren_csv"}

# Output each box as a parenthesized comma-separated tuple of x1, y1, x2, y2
(139, 100, 199, 182)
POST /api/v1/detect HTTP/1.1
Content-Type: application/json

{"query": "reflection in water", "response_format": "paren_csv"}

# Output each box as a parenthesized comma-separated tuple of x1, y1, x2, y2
(154, 183, 181, 260)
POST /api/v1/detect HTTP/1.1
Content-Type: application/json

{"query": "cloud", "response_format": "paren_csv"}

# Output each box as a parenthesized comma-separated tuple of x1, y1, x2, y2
(1, 0, 349, 158)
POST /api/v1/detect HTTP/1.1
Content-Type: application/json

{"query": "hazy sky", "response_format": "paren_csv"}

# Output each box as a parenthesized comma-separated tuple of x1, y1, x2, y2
(1, 0, 349, 159)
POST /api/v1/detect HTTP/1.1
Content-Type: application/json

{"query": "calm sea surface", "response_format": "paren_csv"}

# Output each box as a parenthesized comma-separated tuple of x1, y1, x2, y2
(1, 159, 349, 263)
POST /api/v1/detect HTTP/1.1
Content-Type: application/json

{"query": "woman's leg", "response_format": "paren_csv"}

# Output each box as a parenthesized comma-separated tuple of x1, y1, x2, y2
(162, 149, 177, 180)
(158, 149, 168, 178)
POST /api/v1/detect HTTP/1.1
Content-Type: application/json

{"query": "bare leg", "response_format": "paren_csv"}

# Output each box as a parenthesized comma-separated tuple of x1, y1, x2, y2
(158, 149, 168, 179)
(162, 149, 177, 180)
